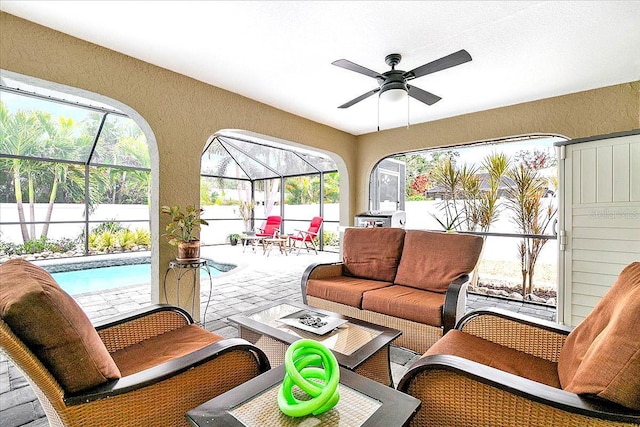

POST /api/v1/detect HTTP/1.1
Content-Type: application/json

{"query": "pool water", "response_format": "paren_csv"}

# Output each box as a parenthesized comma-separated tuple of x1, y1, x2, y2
(52, 263, 221, 295)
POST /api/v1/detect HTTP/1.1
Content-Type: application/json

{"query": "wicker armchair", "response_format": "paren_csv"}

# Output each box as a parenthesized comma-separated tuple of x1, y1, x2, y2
(397, 262, 640, 427)
(0, 259, 270, 427)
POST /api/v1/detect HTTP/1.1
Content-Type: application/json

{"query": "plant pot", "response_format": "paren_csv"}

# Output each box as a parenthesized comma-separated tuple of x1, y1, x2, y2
(230, 237, 238, 246)
(177, 240, 200, 261)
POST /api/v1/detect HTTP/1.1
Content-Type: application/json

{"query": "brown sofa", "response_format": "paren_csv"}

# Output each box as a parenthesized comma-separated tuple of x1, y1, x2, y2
(301, 228, 483, 353)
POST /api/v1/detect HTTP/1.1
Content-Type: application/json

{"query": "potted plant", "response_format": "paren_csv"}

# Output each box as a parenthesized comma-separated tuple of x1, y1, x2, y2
(228, 233, 241, 246)
(161, 205, 208, 261)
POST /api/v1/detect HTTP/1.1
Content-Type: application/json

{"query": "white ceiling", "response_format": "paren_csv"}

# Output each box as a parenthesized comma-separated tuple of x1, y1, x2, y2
(2, 1, 639, 136)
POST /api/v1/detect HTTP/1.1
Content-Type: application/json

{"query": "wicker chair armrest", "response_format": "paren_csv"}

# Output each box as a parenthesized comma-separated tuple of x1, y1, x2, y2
(63, 338, 270, 406)
(300, 262, 345, 303)
(397, 354, 640, 425)
(456, 307, 572, 362)
(95, 304, 193, 353)
(442, 275, 469, 333)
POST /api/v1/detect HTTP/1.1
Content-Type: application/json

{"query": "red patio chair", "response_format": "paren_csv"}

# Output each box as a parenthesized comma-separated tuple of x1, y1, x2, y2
(255, 215, 282, 238)
(289, 216, 323, 255)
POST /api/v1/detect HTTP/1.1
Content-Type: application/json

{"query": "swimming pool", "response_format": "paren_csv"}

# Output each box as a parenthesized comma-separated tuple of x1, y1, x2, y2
(48, 260, 231, 295)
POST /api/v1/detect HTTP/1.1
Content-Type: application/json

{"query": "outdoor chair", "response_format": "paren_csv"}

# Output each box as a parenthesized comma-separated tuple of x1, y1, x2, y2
(397, 261, 640, 427)
(255, 215, 282, 238)
(289, 216, 323, 255)
(0, 259, 270, 427)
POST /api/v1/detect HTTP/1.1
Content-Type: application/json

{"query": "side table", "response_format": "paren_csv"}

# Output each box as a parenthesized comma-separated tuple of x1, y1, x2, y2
(163, 259, 213, 325)
(241, 235, 264, 253)
(262, 236, 289, 256)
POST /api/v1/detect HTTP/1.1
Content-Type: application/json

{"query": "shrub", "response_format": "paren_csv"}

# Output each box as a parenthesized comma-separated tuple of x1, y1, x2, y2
(0, 239, 18, 255)
(91, 220, 125, 234)
(116, 229, 137, 250)
(322, 231, 339, 246)
(6, 236, 79, 255)
(133, 228, 151, 246)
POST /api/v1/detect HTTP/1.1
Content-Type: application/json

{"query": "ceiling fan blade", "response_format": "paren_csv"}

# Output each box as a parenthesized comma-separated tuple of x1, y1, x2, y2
(338, 88, 380, 108)
(332, 59, 382, 79)
(404, 49, 472, 80)
(407, 85, 442, 106)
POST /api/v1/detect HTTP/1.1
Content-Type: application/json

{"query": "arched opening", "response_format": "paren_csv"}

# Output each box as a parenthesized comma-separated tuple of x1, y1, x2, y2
(200, 130, 343, 252)
(0, 70, 159, 295)
(369, 134, 566, 314)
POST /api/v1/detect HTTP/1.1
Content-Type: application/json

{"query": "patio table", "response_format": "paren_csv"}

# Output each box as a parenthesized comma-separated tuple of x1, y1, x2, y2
(229, 300, 401, 385)
(185, 365, 420, 427)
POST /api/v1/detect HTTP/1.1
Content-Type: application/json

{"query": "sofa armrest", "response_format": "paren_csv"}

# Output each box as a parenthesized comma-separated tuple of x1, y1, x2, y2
(442, 275, 469, 333)
(397, 354, 640, 425)
(301, 262, 344, 304)
(95, 304, 193, 353)
(457, 308, 572, 362)
(63, 338, 270, 405)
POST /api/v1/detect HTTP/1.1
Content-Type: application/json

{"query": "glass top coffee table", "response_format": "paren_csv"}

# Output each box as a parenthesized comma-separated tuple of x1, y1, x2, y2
(185, 365, 420, 427)
(229, 300, 401, 385)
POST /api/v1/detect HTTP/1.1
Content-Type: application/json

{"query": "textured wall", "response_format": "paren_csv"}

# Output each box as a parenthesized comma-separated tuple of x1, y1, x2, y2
(355, 82, 640, 213)
(1, 11, 639, 314)
(0, 12, 357, 314)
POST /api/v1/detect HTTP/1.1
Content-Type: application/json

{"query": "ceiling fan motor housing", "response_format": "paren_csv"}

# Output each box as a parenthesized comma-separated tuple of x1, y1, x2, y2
(379, 70, 408, 96)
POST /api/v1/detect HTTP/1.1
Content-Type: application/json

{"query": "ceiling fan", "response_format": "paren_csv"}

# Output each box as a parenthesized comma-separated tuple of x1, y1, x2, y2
(332, 49, 472, 109)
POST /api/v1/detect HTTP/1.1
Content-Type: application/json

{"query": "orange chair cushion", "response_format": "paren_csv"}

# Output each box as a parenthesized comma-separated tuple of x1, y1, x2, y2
(306, 276, 392, 308)
(362, 285, 445, 326)
(394, 230, 483, 293)
(426, 329, 561, 388)
(343, 228, 405, 282)
(558, 262, 640, 410)
(0, 259, 121, 393)
(111, 324, 223, 376)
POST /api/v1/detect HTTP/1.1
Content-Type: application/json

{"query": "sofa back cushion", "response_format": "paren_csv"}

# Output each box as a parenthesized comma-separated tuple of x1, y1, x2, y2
(394, 230, 483, 293)
(343, 228, 405, 282)
(558, 262, 640, 410)
(0, 259, 121, 393)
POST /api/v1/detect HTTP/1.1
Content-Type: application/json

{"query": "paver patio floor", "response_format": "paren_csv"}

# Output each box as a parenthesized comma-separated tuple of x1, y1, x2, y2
(0, 245, 555, 427)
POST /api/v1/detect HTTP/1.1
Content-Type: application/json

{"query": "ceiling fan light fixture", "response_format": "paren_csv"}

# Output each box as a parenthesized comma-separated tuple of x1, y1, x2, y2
(379, 84, 408, 103)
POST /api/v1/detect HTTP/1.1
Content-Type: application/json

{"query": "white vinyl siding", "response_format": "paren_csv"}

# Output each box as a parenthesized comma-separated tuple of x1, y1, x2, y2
(560, 133, 640, 326)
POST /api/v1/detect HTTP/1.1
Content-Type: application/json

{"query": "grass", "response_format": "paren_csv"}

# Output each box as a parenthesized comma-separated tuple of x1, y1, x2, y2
(476, 259, 557, 292)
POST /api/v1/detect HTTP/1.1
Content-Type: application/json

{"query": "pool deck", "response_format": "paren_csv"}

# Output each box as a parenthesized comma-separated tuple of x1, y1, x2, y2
(0, 245, 556, 427)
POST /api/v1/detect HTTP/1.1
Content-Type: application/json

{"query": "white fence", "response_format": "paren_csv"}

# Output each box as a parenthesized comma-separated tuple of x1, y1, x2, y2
(0, 200, 557, 267)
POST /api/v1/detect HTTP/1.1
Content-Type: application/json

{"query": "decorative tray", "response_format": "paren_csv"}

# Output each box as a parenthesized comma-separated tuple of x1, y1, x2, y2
(278, 309, 348, 335)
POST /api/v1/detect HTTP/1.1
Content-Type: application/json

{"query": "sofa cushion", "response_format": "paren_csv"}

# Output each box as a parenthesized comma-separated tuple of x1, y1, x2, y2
(111, 324, 223, 376)
(426, 329, 561, 388)
(362, 285, 445, 326)
(558, 262, 640, 410)
(0, 259, 121, 393)
(343, 228, 405, 283)
(394, 230, 483, 293)
(306, 276, 392, 308)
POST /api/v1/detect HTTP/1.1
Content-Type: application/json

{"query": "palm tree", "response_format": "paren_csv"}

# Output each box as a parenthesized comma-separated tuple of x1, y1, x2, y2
(505, 164, 557, 296)
(469, 152, 511, 285)
(285, 176, 315, 205)
(321, 172, 340, 203)
(430, 158, 463, 230)
(35, 114, 73, 237)
(0, 103, 45, 242)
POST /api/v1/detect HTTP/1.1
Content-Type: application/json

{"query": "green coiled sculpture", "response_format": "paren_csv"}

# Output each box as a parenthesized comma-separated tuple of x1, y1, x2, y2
(277, 339, 340, 417)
